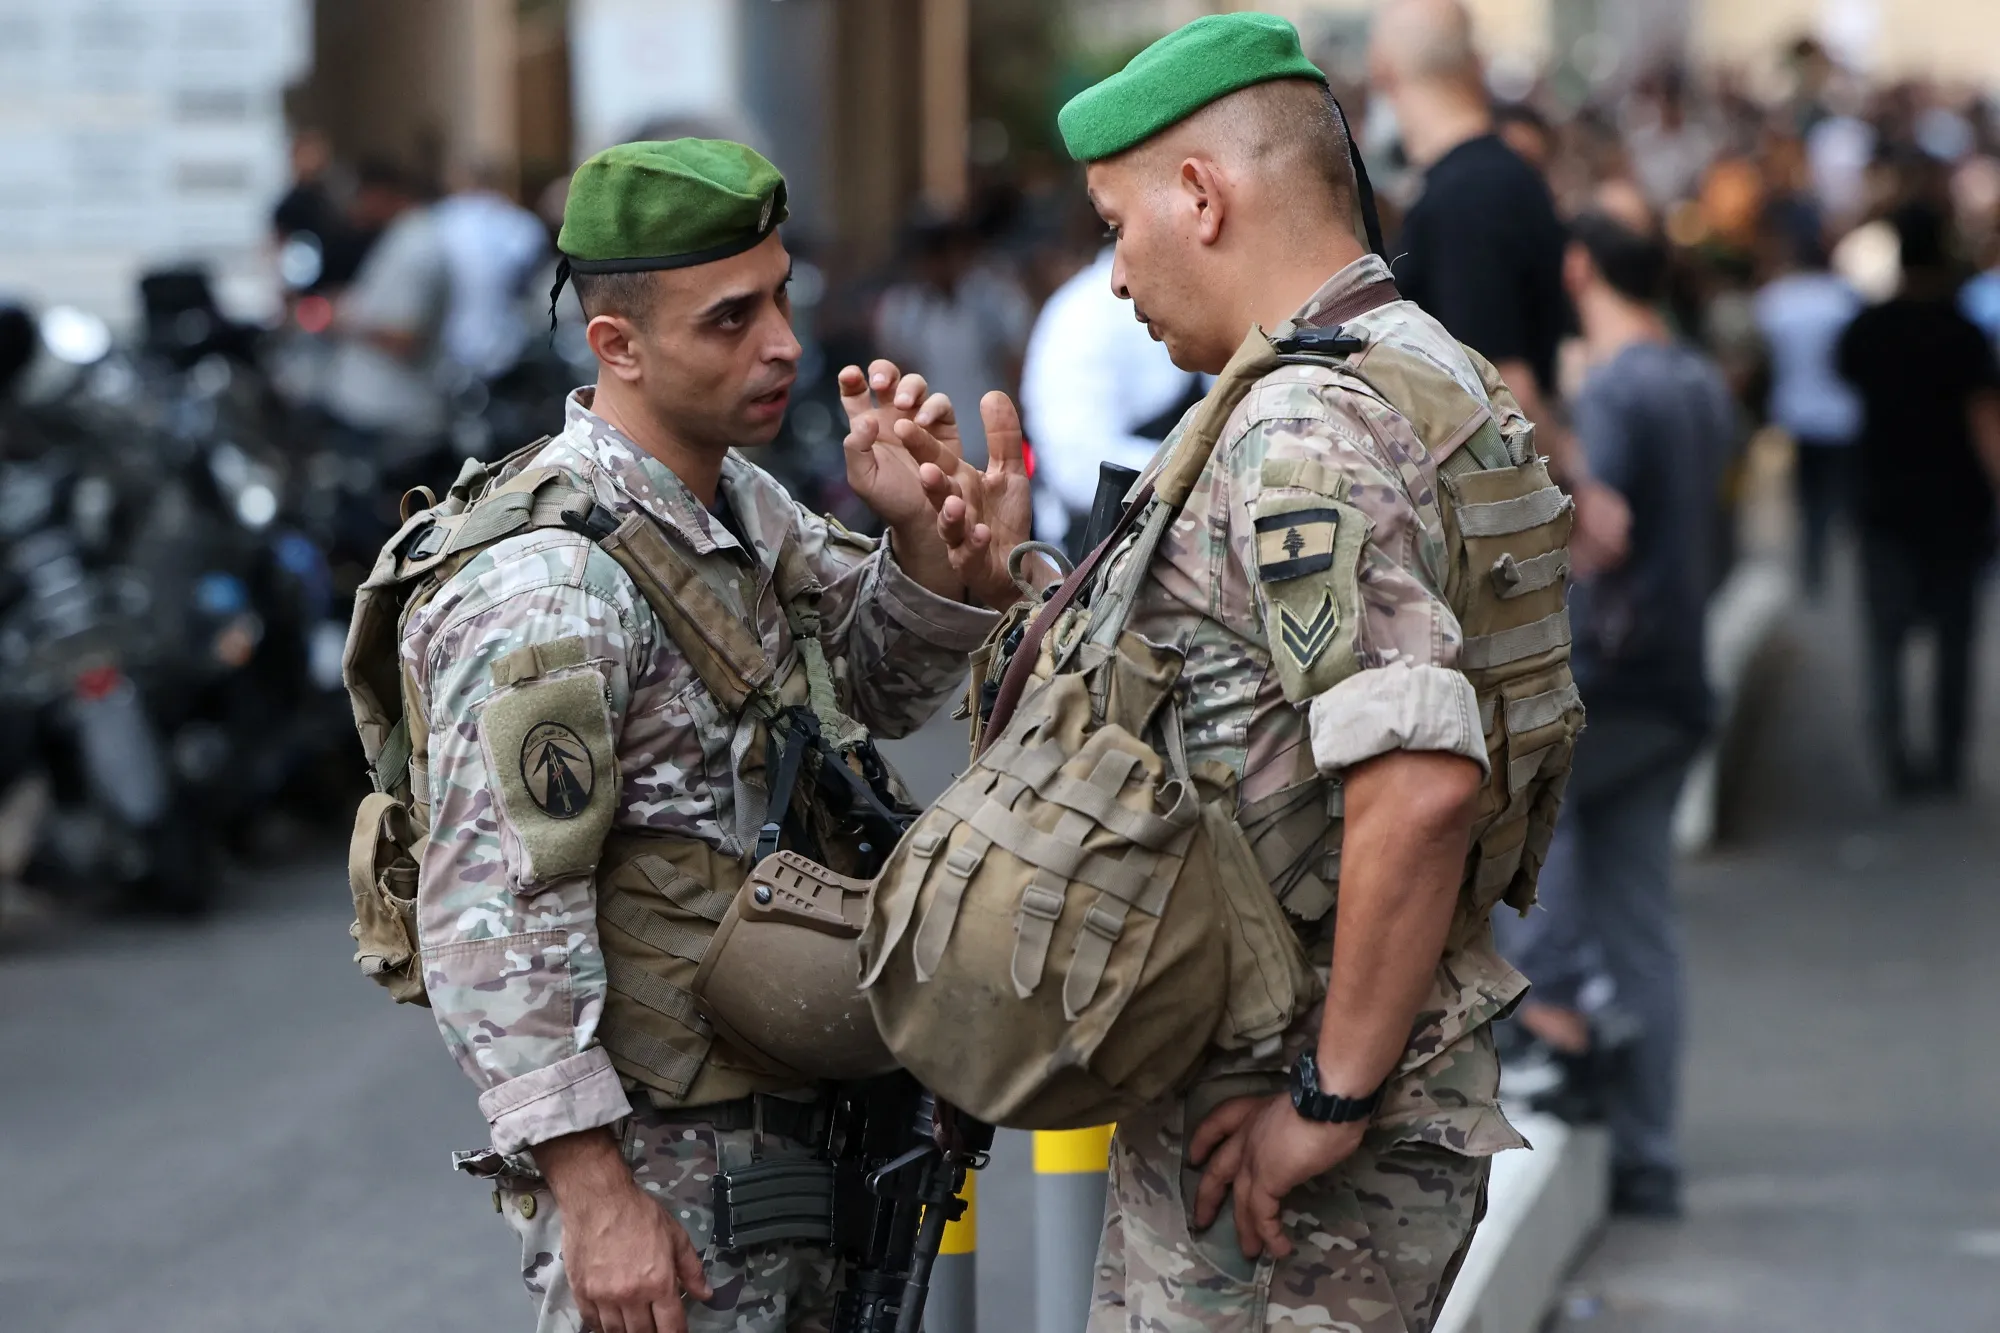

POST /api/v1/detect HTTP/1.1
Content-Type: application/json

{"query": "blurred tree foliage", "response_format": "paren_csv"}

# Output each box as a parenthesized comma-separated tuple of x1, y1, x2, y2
(969, 0, 1155, 162)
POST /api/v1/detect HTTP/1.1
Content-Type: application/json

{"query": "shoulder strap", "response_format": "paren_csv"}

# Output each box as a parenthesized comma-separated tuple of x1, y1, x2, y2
(981, 275, 1400, 749)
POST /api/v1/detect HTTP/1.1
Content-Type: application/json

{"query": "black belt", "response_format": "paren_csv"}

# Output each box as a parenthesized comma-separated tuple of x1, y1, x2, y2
(659, 1092, 826, 1143)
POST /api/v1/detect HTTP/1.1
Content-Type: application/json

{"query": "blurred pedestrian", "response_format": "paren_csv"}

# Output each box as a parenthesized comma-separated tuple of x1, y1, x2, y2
(1497, 181, 1736, 1220)
(872, 215, 1032, 465)
(433, 160, 548, 382)
(271, 127, 368, 294)
(318, 161, 451, 440)
(1019, 247, 1203, 555)
(1369, 0, 1633, 576)
(1753, 199, 1864, 593)
(1837, 201, 2000, 796)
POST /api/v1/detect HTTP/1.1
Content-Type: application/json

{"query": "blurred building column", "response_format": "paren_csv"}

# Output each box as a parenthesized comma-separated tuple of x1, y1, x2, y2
(920, 0, 970, 216)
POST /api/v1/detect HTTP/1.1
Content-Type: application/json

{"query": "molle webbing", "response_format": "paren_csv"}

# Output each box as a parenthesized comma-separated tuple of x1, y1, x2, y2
(1460, 609, 1572, 670)
(1491, 548, 1571, 599)
(595, 510, 780, 718)
(1454, 485, 1570, 538)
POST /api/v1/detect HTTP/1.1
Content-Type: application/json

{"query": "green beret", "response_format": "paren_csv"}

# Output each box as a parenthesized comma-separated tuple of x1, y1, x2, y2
(1058, 13, 1326, 163)
(557, 138, 787, 272)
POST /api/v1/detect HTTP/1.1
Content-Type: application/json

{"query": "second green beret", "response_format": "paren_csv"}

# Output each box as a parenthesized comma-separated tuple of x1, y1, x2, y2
(1058, 12, 1327, 163)
(558, 138, 788, 272)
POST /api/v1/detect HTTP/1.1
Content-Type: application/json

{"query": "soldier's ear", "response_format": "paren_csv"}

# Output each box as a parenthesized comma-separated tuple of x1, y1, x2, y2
(586, 313, 645, 383)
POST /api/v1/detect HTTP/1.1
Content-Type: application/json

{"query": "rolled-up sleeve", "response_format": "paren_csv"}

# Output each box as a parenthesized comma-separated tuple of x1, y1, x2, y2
(800, 513, 997, 739)
(1307, 662, 1488, 773)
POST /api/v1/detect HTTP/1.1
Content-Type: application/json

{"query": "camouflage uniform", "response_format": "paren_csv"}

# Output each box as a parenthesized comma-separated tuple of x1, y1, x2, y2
(406, 389, 994, 1331)
(1088, 255, 1527, 1333)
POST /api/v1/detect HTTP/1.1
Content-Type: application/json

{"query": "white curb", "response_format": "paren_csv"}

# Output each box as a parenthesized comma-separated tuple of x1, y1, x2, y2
(1433, 1112, 1610, 1333)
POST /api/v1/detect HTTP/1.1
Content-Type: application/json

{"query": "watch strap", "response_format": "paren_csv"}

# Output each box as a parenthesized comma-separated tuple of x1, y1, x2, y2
(1290, 1052, 1386, 1124)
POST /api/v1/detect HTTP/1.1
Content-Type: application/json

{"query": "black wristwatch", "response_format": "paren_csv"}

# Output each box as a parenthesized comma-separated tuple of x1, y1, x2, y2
(1289, 1052, 1385, 1124)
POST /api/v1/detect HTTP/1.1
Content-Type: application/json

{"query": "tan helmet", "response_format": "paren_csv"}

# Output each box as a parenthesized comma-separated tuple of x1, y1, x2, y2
(693, 851, 899, 1081)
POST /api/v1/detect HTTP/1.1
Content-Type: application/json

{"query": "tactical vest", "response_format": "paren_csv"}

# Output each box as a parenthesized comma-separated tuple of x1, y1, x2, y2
(343, 440, 900, 1106)
(857, 315, 1580, 1131)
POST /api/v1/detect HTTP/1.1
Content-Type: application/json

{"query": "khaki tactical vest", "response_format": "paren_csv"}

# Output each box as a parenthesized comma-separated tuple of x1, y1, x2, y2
(857, 319, 1580, 1131)
(342, 441, 894, 1106)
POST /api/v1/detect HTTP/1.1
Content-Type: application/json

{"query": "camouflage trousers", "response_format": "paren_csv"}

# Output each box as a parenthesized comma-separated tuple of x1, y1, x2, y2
(1089, 1044, 1506, 1333)
(490, 1107, 841, 1333)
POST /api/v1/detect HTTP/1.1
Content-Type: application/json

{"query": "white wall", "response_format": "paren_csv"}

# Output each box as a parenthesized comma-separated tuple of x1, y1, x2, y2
(0, 0, 308, 325)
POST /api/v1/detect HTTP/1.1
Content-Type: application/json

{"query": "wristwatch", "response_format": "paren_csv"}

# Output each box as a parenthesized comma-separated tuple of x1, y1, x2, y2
(1289, 1051, 1385, 1125)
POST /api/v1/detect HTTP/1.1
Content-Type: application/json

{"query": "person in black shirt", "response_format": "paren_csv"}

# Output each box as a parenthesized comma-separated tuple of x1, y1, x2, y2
(1836, 202, 2000, 795)
(1370, 0, 1631, 575)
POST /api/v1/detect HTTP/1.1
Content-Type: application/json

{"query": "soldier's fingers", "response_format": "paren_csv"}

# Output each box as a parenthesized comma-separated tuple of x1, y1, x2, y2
(1190, 1135, 1244, 1229)
(892, 417, 950, 470)
(650, 1299, 688, 1333)
(867, 359, 903, 407)
(980, 391, 1027, 476)
(915, 391, 957, 430)
(937, 496, 971, 548)
(587, 1303, 628, 1333)
(892, 372, 930, 413)
(1188, 1097, 1259, 1166)
(1233, 1169, 1263, 1259)
(918, 461, 964, 510)
(673, 1230, 713, 1301)
(837, 365, 874, 421)
(1253, 1192, 1292, 1260)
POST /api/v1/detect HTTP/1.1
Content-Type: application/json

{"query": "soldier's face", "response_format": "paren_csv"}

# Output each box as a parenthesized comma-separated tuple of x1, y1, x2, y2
(1087, 159, 1231, 374)
(637, 234, 803, 449)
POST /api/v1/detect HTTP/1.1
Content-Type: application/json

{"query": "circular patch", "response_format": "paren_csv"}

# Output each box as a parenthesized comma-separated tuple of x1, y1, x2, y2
(520, 721, 595, 819)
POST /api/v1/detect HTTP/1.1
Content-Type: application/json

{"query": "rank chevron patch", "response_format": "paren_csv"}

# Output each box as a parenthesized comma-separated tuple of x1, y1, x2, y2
(1278, 591, 1339, 668)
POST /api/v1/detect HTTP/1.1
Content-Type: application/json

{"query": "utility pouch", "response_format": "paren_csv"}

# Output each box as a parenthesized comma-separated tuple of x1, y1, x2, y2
(711, 1155, 838, 1249)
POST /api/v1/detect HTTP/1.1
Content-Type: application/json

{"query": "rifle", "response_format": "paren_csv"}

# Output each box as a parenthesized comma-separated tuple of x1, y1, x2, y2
(827, 1075, 993, 1333)
(709, 1075, 991, 1333)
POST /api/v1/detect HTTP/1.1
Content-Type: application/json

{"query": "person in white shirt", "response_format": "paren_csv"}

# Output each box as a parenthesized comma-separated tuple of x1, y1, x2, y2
(1020, 247, 1204, 553)
(433, 162, 550, 381)
(1753, 201, 1864, 593)
(320, 162, 451, 439)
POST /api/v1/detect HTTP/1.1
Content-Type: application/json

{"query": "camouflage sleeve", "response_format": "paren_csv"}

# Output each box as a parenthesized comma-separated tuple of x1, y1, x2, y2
(410, 534, 652, 1154)
(1227, 381, 1488, 776)
(793, 509, 997, 739)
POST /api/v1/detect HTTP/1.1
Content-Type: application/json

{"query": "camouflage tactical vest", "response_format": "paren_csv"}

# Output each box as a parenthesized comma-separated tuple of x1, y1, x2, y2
(857, 318, 1580, 1130)
(342, 440, 892, 1105)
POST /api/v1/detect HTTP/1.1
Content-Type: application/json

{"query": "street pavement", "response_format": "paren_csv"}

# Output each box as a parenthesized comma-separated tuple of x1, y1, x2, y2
(1549, 565, 2000, 1332)
(5, 559, 1997, 1332)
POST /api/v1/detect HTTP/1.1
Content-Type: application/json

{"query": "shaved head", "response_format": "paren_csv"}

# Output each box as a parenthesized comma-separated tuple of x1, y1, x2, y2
(1371, 0, 1481, 88)
(1127, 77, 1358, 228)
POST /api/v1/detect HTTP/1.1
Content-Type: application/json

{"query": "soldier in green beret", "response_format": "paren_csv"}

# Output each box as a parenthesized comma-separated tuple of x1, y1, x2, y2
(895, 13, 1580, 1331)
(364, 138, 1000, 1333)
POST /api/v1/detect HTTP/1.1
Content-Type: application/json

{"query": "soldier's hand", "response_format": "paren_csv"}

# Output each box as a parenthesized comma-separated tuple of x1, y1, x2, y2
(837, 360, 964, 532)
(1189, 1093, 1364, 1261)
(894, 390, 1039, 609)
(536, 1130, 713, 1333)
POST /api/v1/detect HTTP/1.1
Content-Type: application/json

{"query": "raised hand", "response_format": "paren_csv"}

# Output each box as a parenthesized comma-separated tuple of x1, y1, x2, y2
(837, 360, 963, 534)
(892, 390, 1040, 610)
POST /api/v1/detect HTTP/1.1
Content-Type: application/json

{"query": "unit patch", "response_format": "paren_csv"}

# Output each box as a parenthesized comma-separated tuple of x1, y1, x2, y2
(521, 721, 595, 818)
(1254, 508, 1338, 581)
(480, 658, 618, 886)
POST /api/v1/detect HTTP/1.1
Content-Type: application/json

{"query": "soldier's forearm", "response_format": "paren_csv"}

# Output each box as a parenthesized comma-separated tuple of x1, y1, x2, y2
(531, 1126, 634, 1210)
(1314, 749, 1481, 1096)
(884, 521, 968, 603)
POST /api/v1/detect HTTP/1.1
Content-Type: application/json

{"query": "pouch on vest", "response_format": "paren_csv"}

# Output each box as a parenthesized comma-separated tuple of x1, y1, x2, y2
(858, 329, 1328, 1131)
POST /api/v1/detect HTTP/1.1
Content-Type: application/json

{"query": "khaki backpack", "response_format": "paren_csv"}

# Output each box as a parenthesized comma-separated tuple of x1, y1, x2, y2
(857, 313, 1581, 1131)
(342, 442, 905, 1104)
